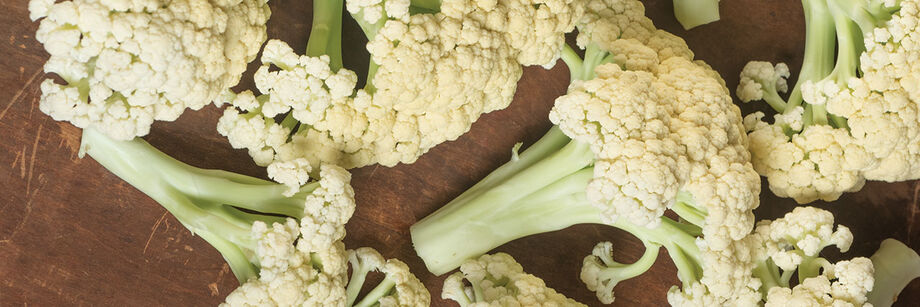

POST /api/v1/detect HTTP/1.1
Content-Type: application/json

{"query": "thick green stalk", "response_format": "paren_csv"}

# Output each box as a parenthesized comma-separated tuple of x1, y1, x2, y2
(306, 0, 345, 70)
(868, 239, 920, 307)
(80, 129, 307, 281)
(448, 126, 571, 208)
(673, 0, 721, 30)
(785, 0, 837, 112)
(411, 170, 602, 275)
(412, 138, 593, 246)
(411, 164, 702, 275)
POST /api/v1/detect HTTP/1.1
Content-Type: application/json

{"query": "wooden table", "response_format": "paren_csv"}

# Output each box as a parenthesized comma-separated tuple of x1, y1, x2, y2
(2, 0, 918, 305)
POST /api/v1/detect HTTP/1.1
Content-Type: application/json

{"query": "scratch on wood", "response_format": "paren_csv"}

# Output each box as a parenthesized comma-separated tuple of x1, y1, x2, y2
(0, 68, 43, 121)
(208, 264, 230, 296)
(55, 123, 82, 158)
(368, 165, 380, 180)
(26, 125, 43, 194)
(207, 283, 219, 296)
(143, 211, 169, 255)
(11, 148, 25, 178)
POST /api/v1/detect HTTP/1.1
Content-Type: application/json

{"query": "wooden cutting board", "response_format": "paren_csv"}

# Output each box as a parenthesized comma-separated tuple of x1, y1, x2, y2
(1, 0, 917, 305)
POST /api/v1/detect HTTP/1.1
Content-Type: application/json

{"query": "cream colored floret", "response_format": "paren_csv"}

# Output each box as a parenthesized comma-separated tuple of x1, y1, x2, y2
(443, 253, 586, 306)
(30, 0, 269, 140)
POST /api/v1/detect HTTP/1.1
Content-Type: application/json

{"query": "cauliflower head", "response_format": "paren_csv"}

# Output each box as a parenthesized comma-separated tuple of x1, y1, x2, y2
(31, 0, 270, 140)
(550, 58, 760, 251)
(738, 0, 920, 203)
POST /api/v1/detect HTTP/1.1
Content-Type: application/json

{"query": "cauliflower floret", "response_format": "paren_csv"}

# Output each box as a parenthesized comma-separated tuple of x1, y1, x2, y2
(222, 223, 349, 307)
(347, 248, 430, 306)
(296, 164, 356, 253)
(667, 207, 873, 306)
(764, 258, 874, 307)
(443, 253, 585, 306)
(224, 223, 428, 306)
(30, 0, 270, 140)
(551, 57, 760, 251)
(736, 1, 920, 203)
(746, 117, 869, 203)
(442, 0, 585, 67)
(737, 61, 791, 103)
(222, 3, 523, 171)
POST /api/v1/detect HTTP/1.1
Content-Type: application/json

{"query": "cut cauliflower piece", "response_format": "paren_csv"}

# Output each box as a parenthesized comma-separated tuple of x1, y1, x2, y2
(736, 0, 920, 203)
(79, 128, 357, 284)
(551, 58, 760, 251)
(30, 0, 270, 140)
(412, 0, 758, 281)
(443, 253, 585, 306)
(223, 224, 430, 307)
(220, 0, 586, 174)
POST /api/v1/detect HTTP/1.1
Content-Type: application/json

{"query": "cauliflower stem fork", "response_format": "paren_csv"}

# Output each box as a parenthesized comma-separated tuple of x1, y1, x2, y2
(79, 129, 322, 282)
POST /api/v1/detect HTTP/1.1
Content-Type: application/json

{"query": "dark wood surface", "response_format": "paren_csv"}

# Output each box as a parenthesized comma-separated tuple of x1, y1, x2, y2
(2, 0, 918, 306)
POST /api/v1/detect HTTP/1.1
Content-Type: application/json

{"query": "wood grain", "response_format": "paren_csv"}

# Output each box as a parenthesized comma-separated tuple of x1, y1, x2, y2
(1, 0, 918, 306)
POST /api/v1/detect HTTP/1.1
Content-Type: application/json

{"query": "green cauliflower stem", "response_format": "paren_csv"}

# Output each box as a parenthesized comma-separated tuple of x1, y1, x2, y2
(672, 0, 721, 30)
(867, 239, 920, 307)
(79, 128, 354, 283)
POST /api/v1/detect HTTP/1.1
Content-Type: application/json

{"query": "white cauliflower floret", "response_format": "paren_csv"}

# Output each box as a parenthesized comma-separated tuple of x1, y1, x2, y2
(224, 221, 427, 306)
(737, 61, 790, 103)
(222, 0, 586, 175)
(581, 242, 661, 304)
(221, 4, 522, 171)
(667, 207, 873, 306)
(736, 1, 920, 203)
(347, 248, 431, 306)
(222, 223, 349, 307)
(666, 280, 762, 307)
(442, 0, 585, 67)
(551, 58, 760, 251)
(30, 0, 270, 140)
(764, 258, 874, 307)
(745, 118, 869, 204)
(758, 207, 854, 270)
(443, 253, 585, 306)
(296, 164, 356, 254)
